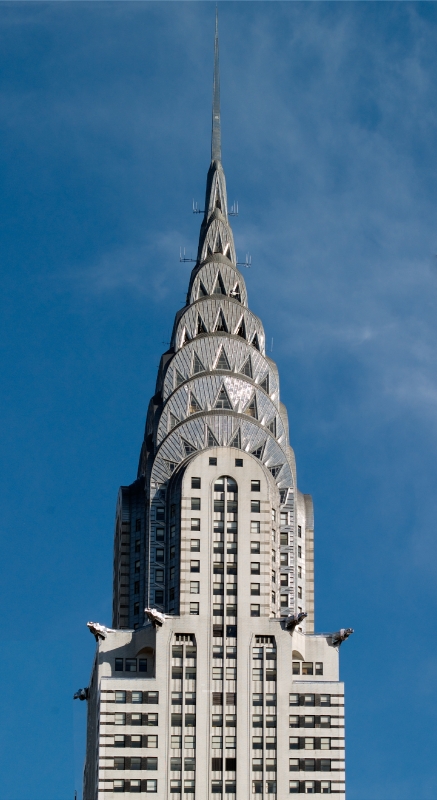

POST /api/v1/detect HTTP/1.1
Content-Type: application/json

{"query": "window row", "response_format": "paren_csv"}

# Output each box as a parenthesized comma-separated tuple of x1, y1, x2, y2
(292, 662, 323, 676)
(170, 779, 196, 793)
(112, 713, 158, 726)
(114, 659, 150, 674)
(289, 716, 332, 728)
(172, 667, 197, 678)
(113, 691, 156, 704)
(290, 694, 333, 707)
(170, 714, 196, 727)
(113, 736, 158, 748)
(113, 757, 157, 770)
(211, 782, 238, 794)
(211, 736, 236, 749)
(212, 625, 237, 638)
(252, 737, 277, 749)
(289, 738, 333, 750)
(211, 714, 236, 726)
(112, 779, 156, 793)
(289, 781, 332, 794)
(211, 668, 237, 679)
(252, 715, 276, 728)
(252, 669, 277, 681)
(170, 735, 196, 749)
(170, 757, 196, 771)
(289, 759, 333, 771)
(172, 692, 197, 705)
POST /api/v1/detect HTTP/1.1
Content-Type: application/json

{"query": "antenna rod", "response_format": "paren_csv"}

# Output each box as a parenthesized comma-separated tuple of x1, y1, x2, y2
(211, 7, 221, 162)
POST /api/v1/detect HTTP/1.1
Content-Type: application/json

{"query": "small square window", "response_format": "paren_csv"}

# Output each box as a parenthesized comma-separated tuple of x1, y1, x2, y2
(115, 658, 124, 672)
(115, 691, 126, 703)
(251, 521, 260, 534)
(114, 713, 126, 725)
(251, 542, 260, 554)
(125, 659, 137, 673)
(252, 779, 263, 793)
(113, 780, 125, 792)
(114, 757, 125, 770)
(321, 781, 331, 793)
(209, 457, 217, 465)
(289, 694, 299, 706)
(320, 738, 331, 750)
(114, 735, 125, 748)
(191, 498, 201, 510)
(145, 757, 158, 770)
(305, 781, 315, 793)
(146, 713, 158, 726)
(190, 581, 200, 594)
(132, 691, 143, 704)
(147, 735, 158, 748)
(190, 602, 199, 615)
(266, 780, 276, 793)
(235, 458, 243, 467)
(190, 561, 200, 573)
(289, 758, 299, 772)
(250, 604, 260, 617)
(289, 737, 299, 750)
(266, 694, 276, 706)
(191, 539, 200, 551)
(302, 662, 313, 676)
(252, 758, 263, 771)
(289, 781, 300, 793)
(251, 480, 260, 492)
(226, 625, 237, 638)
(320, 695, 331, 707)
(303, 695, 315, 706)
(131, 756, 142, 768)
(280, 532, 288, 546)
(146, 780, 157, 793)
(191, 477, 201, 489)
(191, 519, 201, 531)
(131, 735, 142, 748)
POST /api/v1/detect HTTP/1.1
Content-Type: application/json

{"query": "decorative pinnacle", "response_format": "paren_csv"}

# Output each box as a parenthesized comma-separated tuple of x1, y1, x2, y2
(211, 7, 221, 163)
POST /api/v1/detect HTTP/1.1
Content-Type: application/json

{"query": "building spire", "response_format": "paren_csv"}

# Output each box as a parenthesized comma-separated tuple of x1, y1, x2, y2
(211, 7, 221, 163)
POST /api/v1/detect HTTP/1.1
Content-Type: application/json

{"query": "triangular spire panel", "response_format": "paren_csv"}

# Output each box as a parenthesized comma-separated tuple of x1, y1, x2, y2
(260, 373, 269, 393)
(229, 428, 241, 449)
(235, 317, 246, 340)
(197, 315, 207, 335)
(214, 385, 232, 410)
(189, 394, 202, 415)
(215, 310, 228, 333)
(175, 370, 185, 388)
(240, 356, 252, 378)
(244, 394, 258, 419)
(212, 272, 226, 295)
(181, 438, 197, 456)
(207, 426, 220, 447)
(215, 347, 231, 371)
(192, 353, 205, 375)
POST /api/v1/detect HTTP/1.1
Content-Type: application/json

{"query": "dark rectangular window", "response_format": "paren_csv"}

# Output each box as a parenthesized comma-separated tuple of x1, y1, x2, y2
(320, 759, 331, 771)
(134, 602, 140, 615)
(191, 498, 201, 510)
(251, 480, 260, 492)
(298, 525, 302, 537)
(226, 693, 236, 706)
(130, 756, 142, 769)
(212, 782, 223, 793)
(145, 692, 159, 704)
(226, 781, 236, 792)
(211, 757, 223, 771)
(125, 659, 137, 672)
(235, 458, 243, 467)
(226, 625, 237, 638)
(170, 757, 181, 770)
(156, 508, 165, 520)
(315, 662, 323, 675)
(156, 549, 164, 562)
(156, 528, 164, 541)
(115, 658, 123, 672)
(191, 477, 201, 489)
(139, 659, 147, 672)
(145, 757, 158, 770)
(251, 500, 260, 512)
(209, 457, 217, 466)
(302, 663, 314, 676)
(155, 590, 164, 603)
(225, 758, 236, 771)
(213, 626, 223, 638)
(114, 757, 125, 769)
(185, 757, 196, 771)
(190, 560, 200, 573)
(280, 532, 288, 546)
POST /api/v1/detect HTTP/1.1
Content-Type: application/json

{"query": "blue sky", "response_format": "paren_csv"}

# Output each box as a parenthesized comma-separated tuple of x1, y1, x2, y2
(0, 2, 437, 798)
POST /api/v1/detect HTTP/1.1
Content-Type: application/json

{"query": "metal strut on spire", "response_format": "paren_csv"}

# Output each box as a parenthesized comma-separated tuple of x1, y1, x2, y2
(211, 8, 221, 163)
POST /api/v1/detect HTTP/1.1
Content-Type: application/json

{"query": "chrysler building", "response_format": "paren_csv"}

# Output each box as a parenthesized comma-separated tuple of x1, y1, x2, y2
(81, 15, 350, 799)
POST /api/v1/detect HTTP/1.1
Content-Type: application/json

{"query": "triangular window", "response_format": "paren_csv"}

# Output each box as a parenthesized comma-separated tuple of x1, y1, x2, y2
(260, 373, 269, 393)
(215, 310, 228, 333)
(192, 353, 205, 375)
(175, 370, 185, 388)
(180, 328, 190, 347)
(214, 234, 224, 255)
(197, 315, 207, 335)
(164, 459, 177, 474)
(230, 283, 241, 302)
(181, 438, 197, 456)
(189, 394, 202, 415)
(251, 443, 265, 460)
(229, 429, 241, 449)
(212, 272, 226, 295)
(244, 394, 258, 419)
(215, 193, 222, 211)
(235, 317, 246, 339)
(207, 244, 213, 256)
(170, 413, 180, 430)
(214, 385, 232, 410)
(251, 333, 260, 351)
(198, 282, 208, 298)
(267, 417, 276, 436)
(207, 426, 220, 447)
(215, 347, 231, 371)
(240, 357, 252, 378)
(269, 465, 283, 479)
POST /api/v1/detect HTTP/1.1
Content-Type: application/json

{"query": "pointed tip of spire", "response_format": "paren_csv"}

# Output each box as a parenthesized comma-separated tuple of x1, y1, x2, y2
(211, 6, 221, 163)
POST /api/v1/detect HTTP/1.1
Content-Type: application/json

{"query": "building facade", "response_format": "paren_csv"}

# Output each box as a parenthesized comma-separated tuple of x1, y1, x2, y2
(82, 19, 348, 800)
